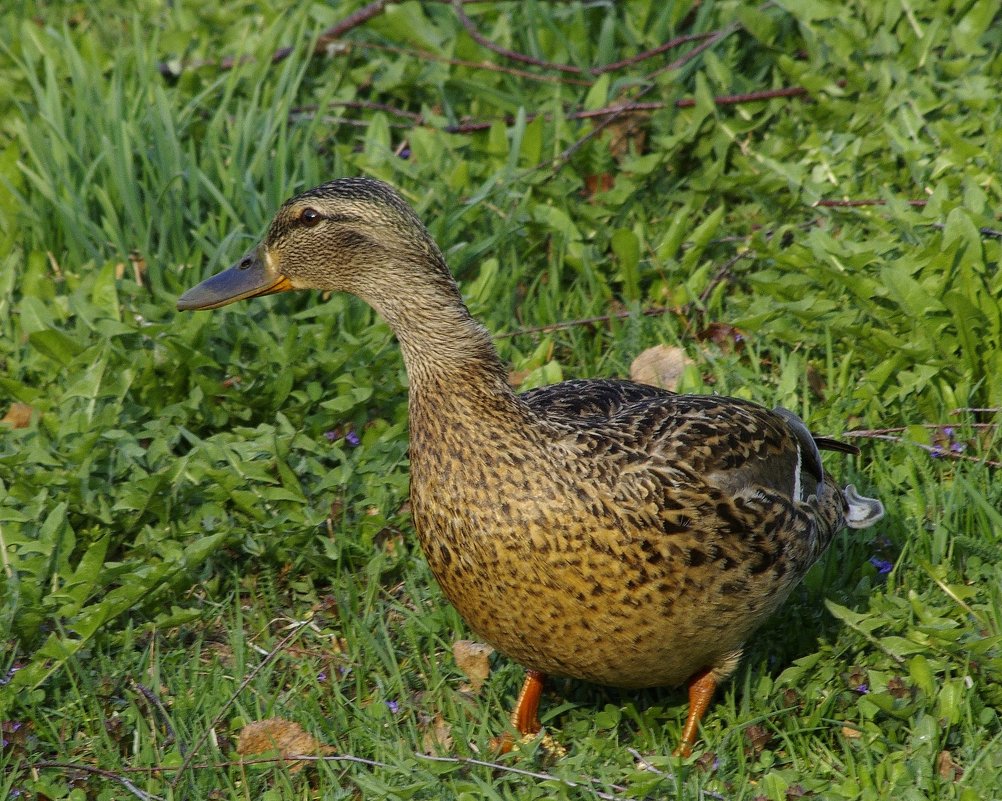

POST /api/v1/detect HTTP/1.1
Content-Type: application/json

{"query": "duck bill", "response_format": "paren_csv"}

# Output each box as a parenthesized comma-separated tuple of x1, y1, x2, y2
(176, 249, 293, 311)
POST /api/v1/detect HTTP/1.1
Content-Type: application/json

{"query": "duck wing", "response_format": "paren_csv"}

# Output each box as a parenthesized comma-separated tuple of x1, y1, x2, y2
(520, 377, 670, 421)
(525, 381, 816, 497)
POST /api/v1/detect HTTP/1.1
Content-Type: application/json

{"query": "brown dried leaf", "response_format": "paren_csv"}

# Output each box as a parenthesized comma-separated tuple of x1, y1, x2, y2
(420, 713, 453, 754)
(695, 750, 718, 772)
(781, 688, 803, 709)
(1, 403, 34, 429)
(629, 345, 693, 391)
(374, 526, 404, 555)
(806, 364, 826, 400)
(937, 749, 963, 781)
(508, 368, 529, 387)
(604, 114, 649, 161)
(237, 718, 332, 772)
(844, 665, 867, 691)
(583, 173, 614, 197)
(697, 322, 747, 351)
(452, 640, 494, 693)
(841, 725, 862, 739)
(202, 641, 235, 668)
(744, 724, 772, 755)
(886, 676, 910, 699)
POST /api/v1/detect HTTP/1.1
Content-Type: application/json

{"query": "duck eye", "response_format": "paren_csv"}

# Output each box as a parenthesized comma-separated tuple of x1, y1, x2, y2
(300, 207, 322, 227)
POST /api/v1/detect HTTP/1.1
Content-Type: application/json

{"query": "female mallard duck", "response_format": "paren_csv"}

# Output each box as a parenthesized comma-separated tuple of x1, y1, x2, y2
(178, 177, 883, 755)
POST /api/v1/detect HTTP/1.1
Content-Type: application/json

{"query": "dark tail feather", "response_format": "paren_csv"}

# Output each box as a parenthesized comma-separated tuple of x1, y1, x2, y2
(813, 436, 860, 456)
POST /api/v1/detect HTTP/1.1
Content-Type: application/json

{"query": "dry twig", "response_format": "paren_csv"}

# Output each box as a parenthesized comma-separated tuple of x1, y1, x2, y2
(416, 753, 632, 801)
(843, 428, 1001, 468)
(32, 762, 163, 801)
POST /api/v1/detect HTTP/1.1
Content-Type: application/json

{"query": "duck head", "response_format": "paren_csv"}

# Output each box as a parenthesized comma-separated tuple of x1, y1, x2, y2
(176, 178, 453, 312)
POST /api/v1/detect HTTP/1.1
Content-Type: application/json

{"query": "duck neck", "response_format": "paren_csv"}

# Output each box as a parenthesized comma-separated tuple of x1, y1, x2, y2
(358, 255, 514, 398)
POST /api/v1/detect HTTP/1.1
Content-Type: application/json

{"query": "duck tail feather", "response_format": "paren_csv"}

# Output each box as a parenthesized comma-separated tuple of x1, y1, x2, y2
(843, 484, 884, 529)
(813, 436, 861, 456)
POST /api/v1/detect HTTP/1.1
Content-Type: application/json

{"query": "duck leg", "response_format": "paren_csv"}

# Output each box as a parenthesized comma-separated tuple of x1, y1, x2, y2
(495, 670, 545, 753)
(512, 670, 545, 735)
(673, 667, 717, 757)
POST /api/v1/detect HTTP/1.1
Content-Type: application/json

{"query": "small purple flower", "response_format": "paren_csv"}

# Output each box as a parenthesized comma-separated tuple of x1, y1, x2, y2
(855, 684, 869, 694)
(950, 442, 965, 454)
(929, 445, 944, 458)
(1, 722, 20, 748)
(317, 671, 327, 682)
(943, 427, 955, 438)
(386, 700, 400, 714)
(398, 147, 412, 160)
(869, 557, 893, 575)
(326, 429, 361, 446)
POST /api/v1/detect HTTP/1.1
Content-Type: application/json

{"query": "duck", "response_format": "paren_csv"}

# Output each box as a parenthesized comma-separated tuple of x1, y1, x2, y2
(177, 177, 884, 756)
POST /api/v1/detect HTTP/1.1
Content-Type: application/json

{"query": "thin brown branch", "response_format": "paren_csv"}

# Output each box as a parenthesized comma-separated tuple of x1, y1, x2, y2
(291, 99, 423, 122)
(102, 750, 640, 800)
(496, 306, 674, 339)
(114, 753, 390, 773)
(292, 84, 814, 135)
(452, 0, 584, 74)
(699, 250, 751, 302)
(929, 221, 1002, 239)
(843, 431, 1001, 468)
(415, 753, 632, 801)
(599, 33, 718, 74)
(497, 246, 753, 340)
(315, 0, 391, 50)
(33, 762, 163, 801)
(813, 198, 928, 207)
(133, 681, 183, 755)
(160, 0, 601, 79)
(646, 20, 742, 78)
(845, 423, 998, 434)
(626, 747, 729, 800)
(358, 40, 591, 85)
(815, 200, 1002, 238)
(454, 1, 715, 77)
(158, 0, 389, 75)
(674, 85, 809, 107)
(550, 21, 740, 170)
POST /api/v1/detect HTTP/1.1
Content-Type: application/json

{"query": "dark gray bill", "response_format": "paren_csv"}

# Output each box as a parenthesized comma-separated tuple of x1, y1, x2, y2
(176, 250, 293, 311)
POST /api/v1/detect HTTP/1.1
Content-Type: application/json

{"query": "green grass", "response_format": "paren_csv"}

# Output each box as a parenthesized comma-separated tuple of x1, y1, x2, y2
(1, 1, 1001, 798)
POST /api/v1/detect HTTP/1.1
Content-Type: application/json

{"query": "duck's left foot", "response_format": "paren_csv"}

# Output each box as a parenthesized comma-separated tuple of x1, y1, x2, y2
(672, 667, 717, 758)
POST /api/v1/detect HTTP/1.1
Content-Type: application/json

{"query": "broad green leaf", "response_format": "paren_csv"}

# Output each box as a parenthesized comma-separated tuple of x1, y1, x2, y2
(584, 74, 610, 112)
(610, 228, 640, 301)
